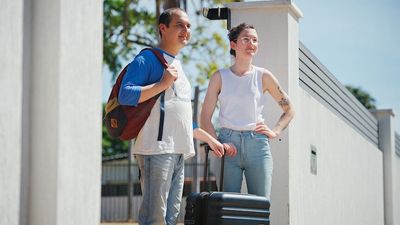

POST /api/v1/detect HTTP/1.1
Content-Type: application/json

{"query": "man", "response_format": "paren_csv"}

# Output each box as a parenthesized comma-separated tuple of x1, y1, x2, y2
(118, 8, 227, 225)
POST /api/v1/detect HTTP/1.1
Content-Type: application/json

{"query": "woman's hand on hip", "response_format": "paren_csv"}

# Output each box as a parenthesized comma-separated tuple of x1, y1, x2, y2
(254, 121, 278, 139)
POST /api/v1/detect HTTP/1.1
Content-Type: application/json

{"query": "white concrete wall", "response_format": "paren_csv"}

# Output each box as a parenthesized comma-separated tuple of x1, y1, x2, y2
(28, 0, 103, 225)
(1, 0, 103, 224)
(392, 141, 400, 225)
(392, 144, 400, 225)
(226, 1, 302, 225)
(20, 0, 33, 224)
(292, 89, 384, 225)
(372, 110, 399, 225)
(0, 1, 24, 225)
(226, 1, 385, 225)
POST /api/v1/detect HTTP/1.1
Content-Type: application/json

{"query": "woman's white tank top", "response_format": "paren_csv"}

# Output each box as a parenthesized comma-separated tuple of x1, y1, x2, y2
(218, 66, 265, 131)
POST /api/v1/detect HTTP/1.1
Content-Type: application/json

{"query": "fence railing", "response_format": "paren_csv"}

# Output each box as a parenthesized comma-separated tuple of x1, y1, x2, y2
(101, 162, 216, 222)
(299, 42, 379, 146)
(396, 132, 400, 157)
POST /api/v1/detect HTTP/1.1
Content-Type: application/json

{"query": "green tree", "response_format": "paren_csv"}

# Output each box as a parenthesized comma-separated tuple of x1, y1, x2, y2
(103, 0, 235, 81)
(345, 85, 377, 109)
(102, 0, 237, 156)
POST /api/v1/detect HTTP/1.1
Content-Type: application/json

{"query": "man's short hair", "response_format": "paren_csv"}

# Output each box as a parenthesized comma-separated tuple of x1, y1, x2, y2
(158, 8, 186, 37)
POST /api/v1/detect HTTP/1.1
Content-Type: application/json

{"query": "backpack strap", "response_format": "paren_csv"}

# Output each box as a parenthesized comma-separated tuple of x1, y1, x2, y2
(157, 93, 165, 141)
(141, 48, 168, 141)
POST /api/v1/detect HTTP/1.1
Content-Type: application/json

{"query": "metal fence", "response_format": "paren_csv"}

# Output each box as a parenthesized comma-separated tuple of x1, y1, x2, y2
(299, 42, 379, 146)
(396, 132, 400, 158)
(101, 161, 216, 222)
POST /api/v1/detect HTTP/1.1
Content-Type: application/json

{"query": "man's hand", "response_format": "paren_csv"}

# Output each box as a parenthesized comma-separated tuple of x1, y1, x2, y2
(160, 65, 178, 89)
(254, 121, 278, 139)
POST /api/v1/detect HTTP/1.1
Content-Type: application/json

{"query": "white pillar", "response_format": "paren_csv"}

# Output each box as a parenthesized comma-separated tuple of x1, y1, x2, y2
(371, 109, 399, 225)
(19, 0, 102, 224)
(225, 1, 302, 225)
(0, 1, 24, 225)
(2, 0, 102, 224)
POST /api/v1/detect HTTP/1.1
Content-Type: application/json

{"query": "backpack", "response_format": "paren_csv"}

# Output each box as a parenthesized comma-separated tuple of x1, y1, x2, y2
(104, 48, 168, 140)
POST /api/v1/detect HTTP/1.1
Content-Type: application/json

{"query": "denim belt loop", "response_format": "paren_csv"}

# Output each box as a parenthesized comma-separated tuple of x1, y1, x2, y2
(221, 127, 233, 137)
(227, 129, 233, 136)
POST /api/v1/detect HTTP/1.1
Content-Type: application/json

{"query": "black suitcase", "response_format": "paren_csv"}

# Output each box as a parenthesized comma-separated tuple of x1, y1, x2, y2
(184, 145, 270, 225)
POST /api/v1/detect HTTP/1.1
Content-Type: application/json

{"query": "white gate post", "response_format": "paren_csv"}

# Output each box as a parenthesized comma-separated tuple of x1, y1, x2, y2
(0, 0, 103, 224)
(225, 1, 302, 225)
(372, 109, 399, 225)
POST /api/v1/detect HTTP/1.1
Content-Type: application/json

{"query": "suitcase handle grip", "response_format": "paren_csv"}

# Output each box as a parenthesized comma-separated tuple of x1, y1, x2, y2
(204, 145, 225, 192)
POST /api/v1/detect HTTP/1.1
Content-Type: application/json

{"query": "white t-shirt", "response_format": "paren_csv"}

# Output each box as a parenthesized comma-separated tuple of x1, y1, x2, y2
(218, 66, 265, 131)
(133, 53, 195, 159)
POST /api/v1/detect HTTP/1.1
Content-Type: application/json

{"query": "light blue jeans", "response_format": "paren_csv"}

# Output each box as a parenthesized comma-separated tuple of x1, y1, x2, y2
(218, 128, 273, 199)
(135, 154, 184, 225)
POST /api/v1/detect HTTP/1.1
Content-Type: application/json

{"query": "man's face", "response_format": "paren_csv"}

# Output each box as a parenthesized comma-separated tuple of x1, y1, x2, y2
(160, 10, 191, 47)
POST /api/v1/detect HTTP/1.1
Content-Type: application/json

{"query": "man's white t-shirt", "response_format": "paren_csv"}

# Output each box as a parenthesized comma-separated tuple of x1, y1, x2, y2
(133, 53, 195, 159)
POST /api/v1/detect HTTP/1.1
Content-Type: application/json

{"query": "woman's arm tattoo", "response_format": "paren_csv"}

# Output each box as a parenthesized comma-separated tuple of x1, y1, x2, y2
(277, 86, 290, 107)
(277, 113, 289, 130)
(278, 97, 290, 107)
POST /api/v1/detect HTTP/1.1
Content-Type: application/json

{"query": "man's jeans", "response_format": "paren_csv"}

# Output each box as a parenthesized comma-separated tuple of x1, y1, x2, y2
(136, 154, 184, 225)
(218, 128, 273, 199)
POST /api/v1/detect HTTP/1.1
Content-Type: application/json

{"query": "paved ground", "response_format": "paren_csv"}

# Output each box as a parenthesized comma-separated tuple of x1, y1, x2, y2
(101, 223, 137, 225)
(101, 223, 138, 225)
(101, 223, 184, 225)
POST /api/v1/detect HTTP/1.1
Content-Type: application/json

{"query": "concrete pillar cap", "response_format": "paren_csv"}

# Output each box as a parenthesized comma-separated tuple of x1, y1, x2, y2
(225, 0, 303, 20)
(370, 109, 395, 117)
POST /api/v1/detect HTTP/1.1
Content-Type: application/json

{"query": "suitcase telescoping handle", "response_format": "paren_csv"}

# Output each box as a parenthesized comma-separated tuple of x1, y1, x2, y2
(204, 145, 225, 192)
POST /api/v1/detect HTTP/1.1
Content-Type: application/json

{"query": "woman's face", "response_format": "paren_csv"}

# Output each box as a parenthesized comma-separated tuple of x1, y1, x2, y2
(231, 28, 258, 58)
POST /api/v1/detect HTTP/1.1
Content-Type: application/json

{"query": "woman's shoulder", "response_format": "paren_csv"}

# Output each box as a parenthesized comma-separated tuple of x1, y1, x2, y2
(253, 65, 272, 76)
(212, 67, 230, 79)
(254, 66, 277, 88)
(217, 67, 230, 74)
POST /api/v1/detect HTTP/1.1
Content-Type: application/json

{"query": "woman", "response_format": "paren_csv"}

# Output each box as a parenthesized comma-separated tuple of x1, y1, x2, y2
(200, 23, 295, 199)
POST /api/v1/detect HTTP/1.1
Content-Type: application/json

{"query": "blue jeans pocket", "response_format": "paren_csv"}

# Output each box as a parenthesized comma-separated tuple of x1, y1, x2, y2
(253, 132, 269, 141)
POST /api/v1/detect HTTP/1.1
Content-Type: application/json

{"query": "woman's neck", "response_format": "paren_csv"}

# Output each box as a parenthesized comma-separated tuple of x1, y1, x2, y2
(231, 59, 253, 76)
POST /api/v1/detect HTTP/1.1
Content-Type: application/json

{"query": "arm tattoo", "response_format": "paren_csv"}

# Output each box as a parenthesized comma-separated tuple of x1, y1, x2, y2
(277, 122, 288, 131)
(278, 113, 289, 131)
(277, 85, 290, 107)
(279, 112, 286, 120)
(278, 97, 290, 107)
(276, 86, 291, 131)
(277, 85, 284, 95)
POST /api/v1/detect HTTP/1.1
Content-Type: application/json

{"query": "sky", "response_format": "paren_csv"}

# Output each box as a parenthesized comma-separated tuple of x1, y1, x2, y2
(103, 0, 400, 132)
(290, 0, 400, 132)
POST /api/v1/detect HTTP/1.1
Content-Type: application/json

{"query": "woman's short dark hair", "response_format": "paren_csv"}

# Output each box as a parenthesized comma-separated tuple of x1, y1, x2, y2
(228, 23, 256, 56)
(158, 8, 186, 37)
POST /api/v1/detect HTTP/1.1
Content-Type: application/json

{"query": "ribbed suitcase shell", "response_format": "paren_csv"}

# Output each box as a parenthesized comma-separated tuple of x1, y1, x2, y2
(185, 192, 270, 225)
(184, 146, 270, 225)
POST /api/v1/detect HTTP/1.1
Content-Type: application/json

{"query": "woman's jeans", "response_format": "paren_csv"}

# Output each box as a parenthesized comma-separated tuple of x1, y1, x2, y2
(135, 154, 184, 225)
(218, 128, 273, 199)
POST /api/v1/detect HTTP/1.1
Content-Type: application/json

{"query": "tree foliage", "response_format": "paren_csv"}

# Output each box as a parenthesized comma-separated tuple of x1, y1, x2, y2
(345, 85, 376, 109)
(102, 0, 237, 156)
(103, 0, 235, 82)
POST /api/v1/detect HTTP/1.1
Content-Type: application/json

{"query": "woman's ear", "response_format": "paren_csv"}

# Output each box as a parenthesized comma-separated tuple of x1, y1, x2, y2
(230, 41, 236, 51)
